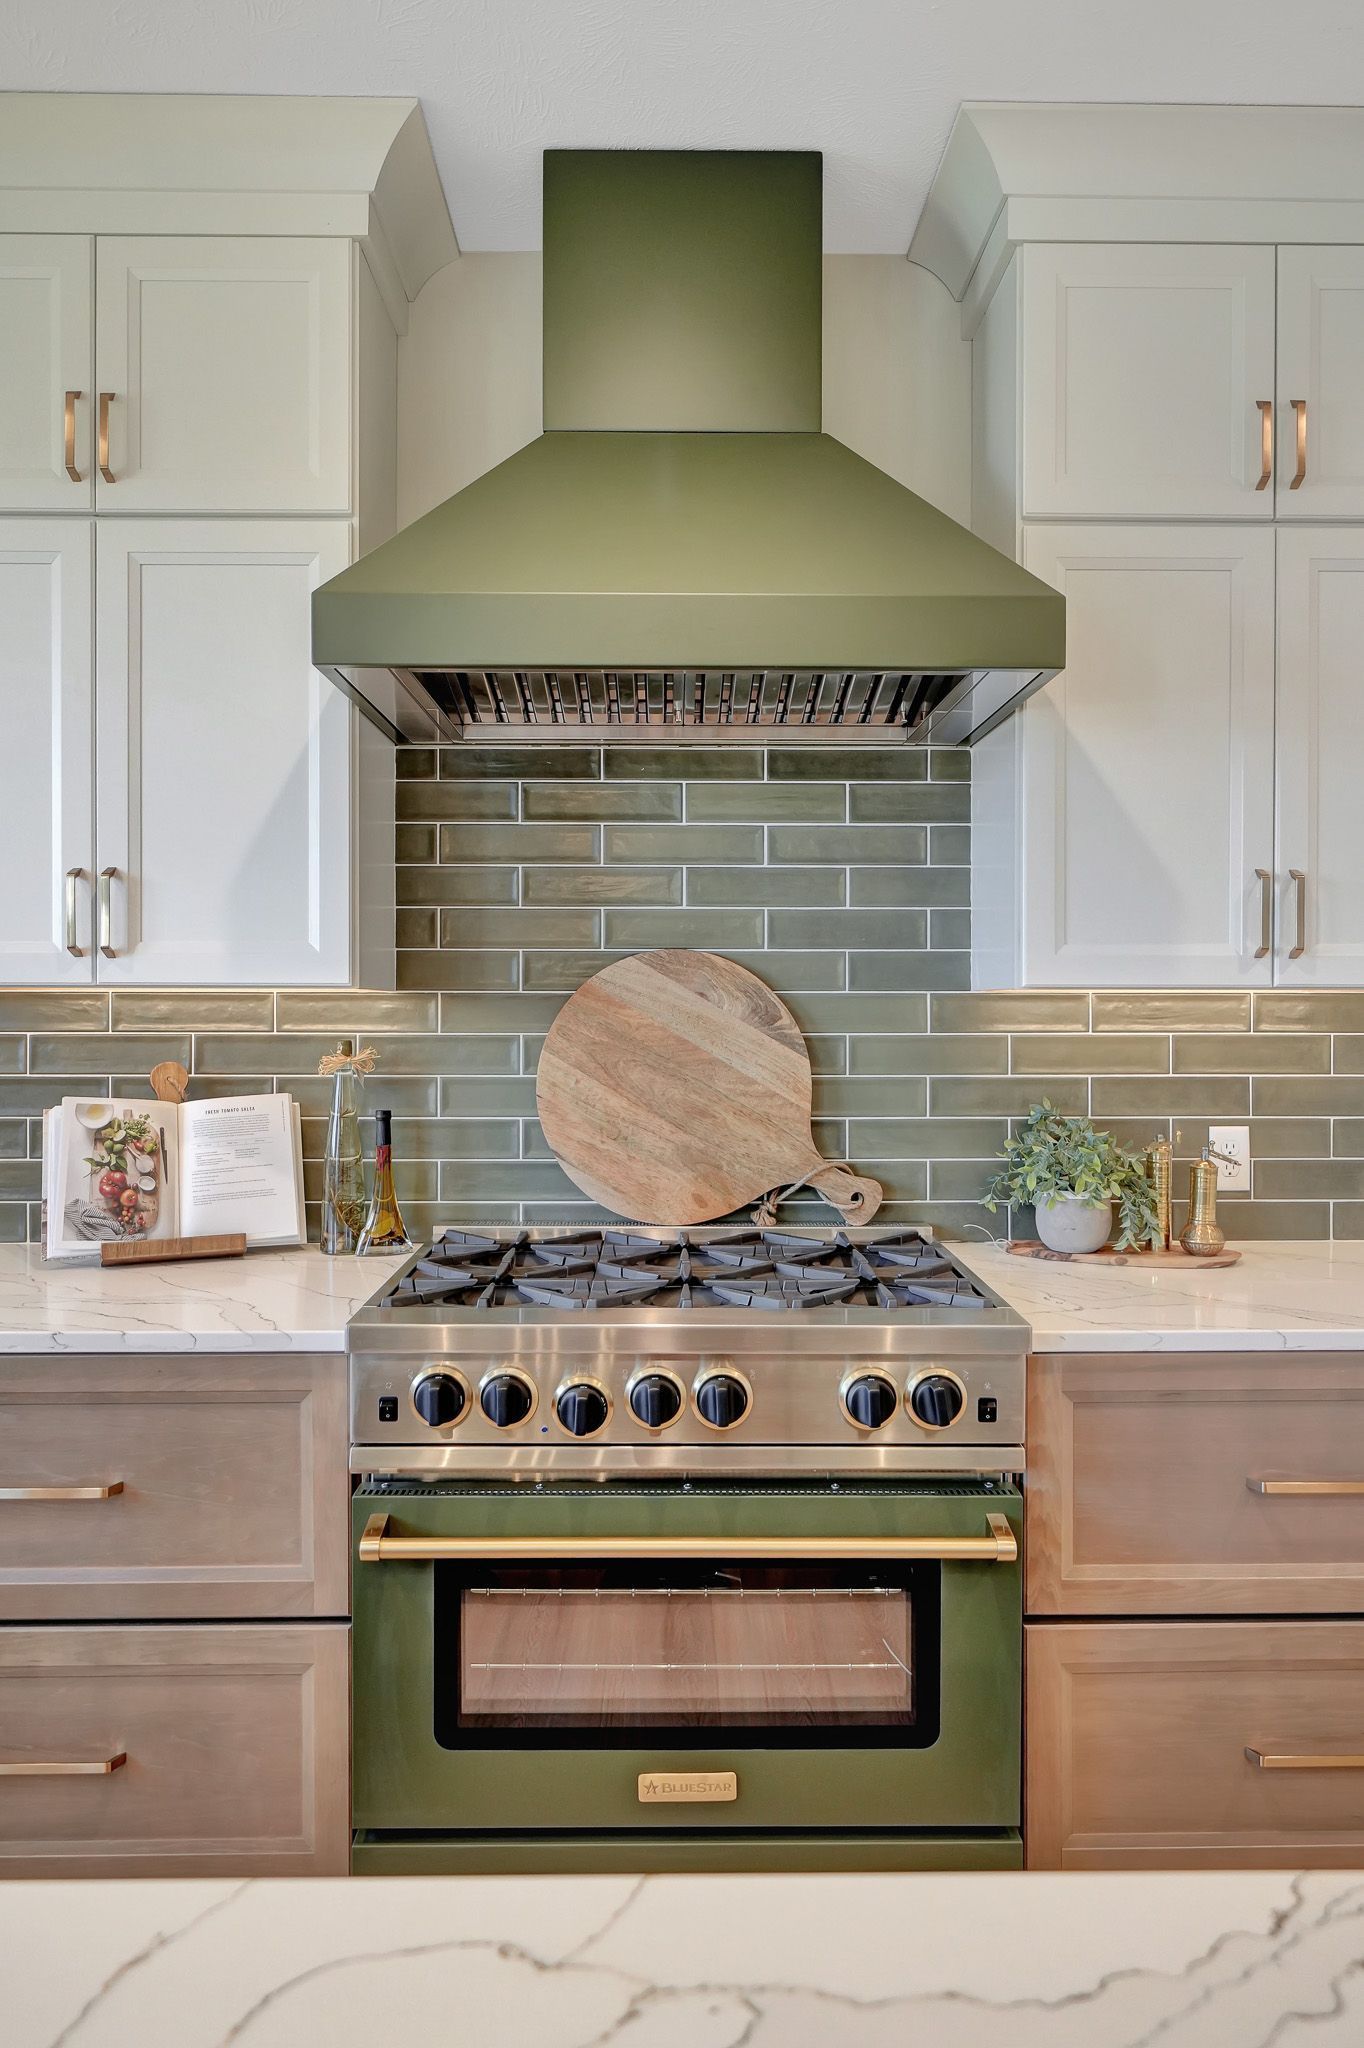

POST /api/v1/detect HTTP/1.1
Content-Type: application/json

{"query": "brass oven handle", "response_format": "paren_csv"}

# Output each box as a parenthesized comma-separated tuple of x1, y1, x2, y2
(1254, 868, 1272, 958)
(1246, 1749, 1364, 1771)
(1290, 398, 1307, 489)
(1256, 399, 1273, 490)
(357, 1511, 1018, 1565)
(1289, 869, 1307, 959)
(98, 866, 117, 958)
(1248, 1477, 1364, 1496)
(64, 390, 82, 483)
(0, 1483, 123, 1501)
(98, 391, 115, 484)
(64, 866, 86, 957)
(0, 1754, 126, 1778)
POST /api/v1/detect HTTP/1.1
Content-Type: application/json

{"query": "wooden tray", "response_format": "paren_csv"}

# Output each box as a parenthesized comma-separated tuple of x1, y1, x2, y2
(1007, 1240, 1242, 1269)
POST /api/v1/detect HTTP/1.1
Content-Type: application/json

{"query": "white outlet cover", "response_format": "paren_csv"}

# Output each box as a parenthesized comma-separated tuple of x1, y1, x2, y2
(1208, 1124, 1251, 1194)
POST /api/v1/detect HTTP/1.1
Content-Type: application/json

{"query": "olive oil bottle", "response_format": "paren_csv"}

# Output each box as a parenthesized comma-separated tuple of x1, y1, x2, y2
(356, 1107, 414, 1256)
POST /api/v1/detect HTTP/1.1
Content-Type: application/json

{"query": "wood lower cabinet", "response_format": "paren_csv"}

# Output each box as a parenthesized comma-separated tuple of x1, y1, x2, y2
(1027, 1620, 1364, 1870)
(1027, 1351, 1364, 1615)
(0, 1354, 348, 1620)
(0, 1622, 348, 1876)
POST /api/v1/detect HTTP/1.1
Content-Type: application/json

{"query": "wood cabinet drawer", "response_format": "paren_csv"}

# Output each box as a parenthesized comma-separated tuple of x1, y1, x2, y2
(1027, 1620, 1364, 1869)
(0, 1354, 347, 1620)
(0, 1623, 348, 1876)
(1027, 1353, 1364, 1615)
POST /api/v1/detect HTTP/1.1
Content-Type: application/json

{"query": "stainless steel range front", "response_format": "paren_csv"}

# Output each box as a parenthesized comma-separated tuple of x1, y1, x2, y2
(348, 1226, 1028, 1876)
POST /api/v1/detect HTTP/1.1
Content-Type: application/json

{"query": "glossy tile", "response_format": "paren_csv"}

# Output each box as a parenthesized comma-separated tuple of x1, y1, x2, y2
(1013, 1034, 1171, 1075)
(929, 1076, 1089, 1117)
(437, 823, 598, 863)
(522, 867, 682, 906)
(603, 909, 765, 949)
(848, 783, 971, 823)
(811, 1078, 929, 1118)
(395, 747, 435, 780)
(437, 747, 599, 780)
(437, 908, 601, 948)
(767, 909, 928, 949)
(603, 824, 762, 864)
(397, 951, 520, 992)
(849, 1035, 1008, 1077)
(1254, 1075, 1364, 1115)
(604, 748, 763, 781)
(393, 1118, 520, 1160)
(846, 869, 970, 907)
(395, 824, 437, 864)
(439, 1076, 539, 1117)
(396, 781, 518, 821)
(0, 1039, 24, 1075)
(398, 866, 519, 907)
(722, 951, 849, 992)
(1256, 1159, 1364, 1199)
(930, 992, 1090, 1033)
(1255, 992, 1364, 1031)
(523, 783, 681, 821)
(1094, 1076, 1252, 1117)
(767, 748, 927, 782)
(845, 1117, 1008, 1158)
(396, 910, 438, 948)
(784, 995, 929, 1034)
(768, 825, 927, 865)
(685, 868, 844, 907)
(1172, 1033, 1330, 1075)
(1092, 991, 1252, 1032)
(684, 783, 845, 823)
(111, 992, 275, 1032)
(30, 1033, 187, 1076)
(0, 992, 108, 1031)
(847, 951, 969, 992)
(521, 950, 631, 992)
(275, 992, 439, 1033)
(930, 908, 971, 951)
(440, 995, 566, 1033)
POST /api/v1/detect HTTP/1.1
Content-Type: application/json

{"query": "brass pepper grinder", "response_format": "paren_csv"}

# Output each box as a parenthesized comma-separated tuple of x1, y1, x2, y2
(1181, 1144, 1233, 1257)
(1147, 1135, 1173, 1251)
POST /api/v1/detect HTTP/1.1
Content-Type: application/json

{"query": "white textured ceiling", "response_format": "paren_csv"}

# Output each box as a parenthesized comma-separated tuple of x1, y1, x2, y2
(6, 0, 1364, 252)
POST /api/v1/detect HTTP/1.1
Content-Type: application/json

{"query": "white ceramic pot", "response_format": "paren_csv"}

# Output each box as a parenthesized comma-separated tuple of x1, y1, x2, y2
(1034, 1193, 1112, 1255)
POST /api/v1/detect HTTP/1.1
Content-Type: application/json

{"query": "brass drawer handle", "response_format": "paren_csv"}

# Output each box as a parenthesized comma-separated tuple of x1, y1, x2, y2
(64, 866, 86, 957)
(98, 866, 118, 958)
(1247, 1477, 1364, 1496)
(64, 390, 83, 483)
(98, 391, 115, 483)
(358, 1511, 1017, 1565)
(0, 1483, 124, 1501)
(1256, 399, 1273, 490)
(1246, 1749, 1364, 1771)
(1290, 398, 1307, 489)
(0, 1754, 126, 1777)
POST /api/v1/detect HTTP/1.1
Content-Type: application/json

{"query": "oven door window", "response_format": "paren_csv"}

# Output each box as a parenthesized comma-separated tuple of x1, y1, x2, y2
(433, 1563, 941, 1750)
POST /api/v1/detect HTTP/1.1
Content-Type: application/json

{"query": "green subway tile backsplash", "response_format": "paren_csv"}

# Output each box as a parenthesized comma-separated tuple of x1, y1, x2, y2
(4, 745, 1362, 1240)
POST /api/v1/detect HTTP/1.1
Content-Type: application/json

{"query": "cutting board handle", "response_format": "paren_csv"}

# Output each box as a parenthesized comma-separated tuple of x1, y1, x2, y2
(753, 1164, 884, 1227)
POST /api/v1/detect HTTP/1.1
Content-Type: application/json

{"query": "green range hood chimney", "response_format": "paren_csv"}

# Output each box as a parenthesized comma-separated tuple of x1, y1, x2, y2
(313, 150, 1063, 746)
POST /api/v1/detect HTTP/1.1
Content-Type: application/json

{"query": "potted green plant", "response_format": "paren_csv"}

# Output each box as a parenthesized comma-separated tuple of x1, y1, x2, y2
(983, 1103, 1158, 1254)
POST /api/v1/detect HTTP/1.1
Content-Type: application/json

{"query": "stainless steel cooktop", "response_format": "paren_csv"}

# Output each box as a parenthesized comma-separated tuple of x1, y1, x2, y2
(349, 1226, 1027, 1478)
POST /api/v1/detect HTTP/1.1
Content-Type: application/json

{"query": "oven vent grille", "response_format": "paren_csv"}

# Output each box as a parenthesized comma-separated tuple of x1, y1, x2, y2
(354, 1479, 1015, 1501)
(412, 668, 964, 742)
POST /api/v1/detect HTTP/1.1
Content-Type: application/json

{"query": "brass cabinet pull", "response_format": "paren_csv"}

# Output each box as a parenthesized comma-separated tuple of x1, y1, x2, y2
(1290, 398, 1308, 489)
(357, 1511, 1018, 1565)
(0, 1754, 126, 1777)
(64, 390, 82, 483)
(1254, 868, 1272, 958)
(1248, 1476, 1364, 1496)
(0, 1483, 123, 1501)
(1256, 399, 1273, 490)
(1246, 1748, 1364, 1771)
(97, 866, 117, 958)
(63, 866, 86, 957)
(1289, 869, 1307, 959)
(98, 391, 115, 484)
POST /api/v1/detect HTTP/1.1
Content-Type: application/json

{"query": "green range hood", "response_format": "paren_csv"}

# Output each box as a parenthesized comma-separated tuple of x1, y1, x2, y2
(313, 150, 1064, 747)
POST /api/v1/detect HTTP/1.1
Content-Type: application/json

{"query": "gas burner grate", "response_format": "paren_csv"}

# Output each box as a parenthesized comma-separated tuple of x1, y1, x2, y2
(377, 1227, 988, 1314)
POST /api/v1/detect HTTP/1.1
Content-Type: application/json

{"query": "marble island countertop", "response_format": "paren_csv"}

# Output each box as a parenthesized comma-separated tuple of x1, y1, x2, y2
(0, 1244, 403, 1352)
(7, 1869, 1364, 2045)
(954, 1236, 1364, 1352)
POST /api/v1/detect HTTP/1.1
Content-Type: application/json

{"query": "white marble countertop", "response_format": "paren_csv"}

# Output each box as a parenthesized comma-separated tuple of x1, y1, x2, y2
(0, 1245, 402, 1353)
(6, 1869, 1364, 2045)
(955, 1236, 1364, 1352)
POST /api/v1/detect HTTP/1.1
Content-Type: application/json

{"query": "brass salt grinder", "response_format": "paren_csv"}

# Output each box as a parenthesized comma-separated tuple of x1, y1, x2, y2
(1147, 1136, 1173, 1251)
(1182, 1142, 1236, 1257)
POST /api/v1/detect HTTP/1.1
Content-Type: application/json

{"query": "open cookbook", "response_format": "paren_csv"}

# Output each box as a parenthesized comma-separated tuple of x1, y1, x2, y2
(42, 1093, 305, 1261)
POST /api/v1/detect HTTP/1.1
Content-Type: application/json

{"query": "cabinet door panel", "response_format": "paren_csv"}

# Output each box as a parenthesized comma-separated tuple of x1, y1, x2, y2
(0, 1623, 348, 1876)
(0, 522, 94, 983)
(94, 237, 350, 513)
(0, 235, 93, 512)
(1019, 524, 1276, 986)
(1027, 1621, 1364, 1870)
(1276, 528, 1364, 985)
(1021, 244, 1275, 518)
(95, 520, 353, 985)
(1276, 248, 1364, 518)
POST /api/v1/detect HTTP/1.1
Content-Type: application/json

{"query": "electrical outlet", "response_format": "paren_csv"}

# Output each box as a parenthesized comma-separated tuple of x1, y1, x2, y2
(1207, 1124, 1251, 1194)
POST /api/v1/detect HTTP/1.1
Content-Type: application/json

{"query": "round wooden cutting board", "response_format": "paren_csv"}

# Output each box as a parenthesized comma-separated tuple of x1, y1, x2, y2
(535, 950, 882, 1226)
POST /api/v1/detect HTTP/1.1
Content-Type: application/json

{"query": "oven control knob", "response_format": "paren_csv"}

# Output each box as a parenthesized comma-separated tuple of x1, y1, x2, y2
(907, 1372, 966, 1431)
(628, 1372, 684, 1431)
(695, 1372, 750, 1431)
(555, 1380, 610, 1439)
(411, 1372, 466, 1429)
(842, 1372, 898, 1431)
(480, 1372, 535, 1428)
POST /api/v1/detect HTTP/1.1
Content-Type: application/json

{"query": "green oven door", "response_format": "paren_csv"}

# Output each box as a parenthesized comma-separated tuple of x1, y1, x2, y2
(351, 1478, 1020, 1835)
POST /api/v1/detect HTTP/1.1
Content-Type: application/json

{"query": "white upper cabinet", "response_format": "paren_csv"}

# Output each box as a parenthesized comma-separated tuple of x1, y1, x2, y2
(0, 237, 93, 513)
(1276, 248, 1364, 518)
(1015, 525, 1276, 987)
(1274, 529, 1364, 983)
(0, 522, 94, 982)
(1020, 245, 1276, 520)
(95, 521, 355, 985)
(94, 238, 352, 514)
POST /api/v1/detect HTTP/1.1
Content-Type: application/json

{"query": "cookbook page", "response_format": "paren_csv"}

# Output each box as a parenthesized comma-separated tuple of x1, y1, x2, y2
(178, 1094, 304, 1246)
(48, 1097, 182, 1258)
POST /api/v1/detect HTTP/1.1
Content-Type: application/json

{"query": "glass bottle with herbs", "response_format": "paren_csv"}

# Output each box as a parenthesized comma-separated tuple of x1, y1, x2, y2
(318, 1041, 374, 1255)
